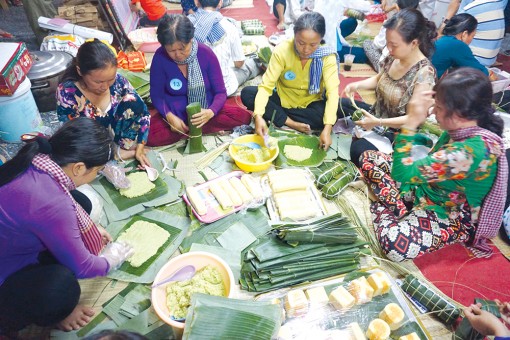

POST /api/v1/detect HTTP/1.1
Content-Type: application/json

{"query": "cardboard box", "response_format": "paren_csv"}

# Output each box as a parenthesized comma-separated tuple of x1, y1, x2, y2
(0, 43, 33, 96)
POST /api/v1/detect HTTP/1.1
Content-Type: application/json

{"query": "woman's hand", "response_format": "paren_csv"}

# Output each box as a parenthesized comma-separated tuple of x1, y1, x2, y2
(496, 300, 510, 325)
(344, 82, 359, 98)
(166, 112, 189, 134)
(464, 304, 510, 337)
(97, 224, 113, 246)
(355, 110, 380, 131)
(135, 144, 151, 169)
(191, 109, 214, 128)
(319, 125, 332, 151)
(254, 115, 268, 137)
(405, 90, 435, 130)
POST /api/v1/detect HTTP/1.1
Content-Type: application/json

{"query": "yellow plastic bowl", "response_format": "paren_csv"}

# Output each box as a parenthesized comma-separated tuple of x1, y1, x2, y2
(228, 134, 279, 172)
(151, 251, 234, 334)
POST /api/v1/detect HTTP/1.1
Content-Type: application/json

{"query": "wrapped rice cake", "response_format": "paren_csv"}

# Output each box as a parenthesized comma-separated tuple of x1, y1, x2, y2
(241, 174, 264, 200)
(329, 286, 355, 311)
(267, 169, 310, 193)
(119, 172, 155, 198)
(209, 180, 233, 210)
(366, 319, 391, 340)
(379, 303, 405, 330)
(116, 220, 170, 267)
(273, 189, 318, 221)
(219, 179, 243, 207)
(305, 286, 329, 306)
(229, 176, 253, 204)
(367, 271, 391, 296)
(399, 333, 420, 340)
(348, 322, 367, 340)
(284, 289, 309, 317)
(348, 277, 375, 305)
(186, 186, 207, 215)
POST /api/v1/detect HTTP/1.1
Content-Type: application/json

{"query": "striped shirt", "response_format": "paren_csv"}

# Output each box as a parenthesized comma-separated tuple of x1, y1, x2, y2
(459, 0, 508, 66)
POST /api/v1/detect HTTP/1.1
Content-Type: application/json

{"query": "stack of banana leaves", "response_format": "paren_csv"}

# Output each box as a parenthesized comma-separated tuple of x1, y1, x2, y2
(271, 213, 358, 246)
(240, 214, 369, 292)
(118, 69, 150, 104)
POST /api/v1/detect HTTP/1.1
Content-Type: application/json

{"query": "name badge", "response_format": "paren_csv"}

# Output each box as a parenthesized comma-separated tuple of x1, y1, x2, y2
(284, 71, 296, 81)
(170, 79, 182, 90)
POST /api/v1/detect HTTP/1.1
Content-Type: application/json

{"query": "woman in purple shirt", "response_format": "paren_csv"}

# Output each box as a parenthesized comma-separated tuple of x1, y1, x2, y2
(0, 118, 133, 334)
(147, 14, 252, 146)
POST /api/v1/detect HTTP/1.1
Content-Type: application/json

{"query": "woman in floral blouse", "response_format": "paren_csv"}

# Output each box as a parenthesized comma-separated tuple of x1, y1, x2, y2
(56, 39, 151, 168)
(361, 68, 508, 261)
(343, 9, 437, 166)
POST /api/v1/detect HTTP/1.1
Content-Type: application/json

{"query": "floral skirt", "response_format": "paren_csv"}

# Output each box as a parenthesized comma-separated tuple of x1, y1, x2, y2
(360, 150, 475, 262)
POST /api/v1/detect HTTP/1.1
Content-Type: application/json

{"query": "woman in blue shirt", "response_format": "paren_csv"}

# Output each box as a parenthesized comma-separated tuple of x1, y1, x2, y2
(432, 13, 488, 78)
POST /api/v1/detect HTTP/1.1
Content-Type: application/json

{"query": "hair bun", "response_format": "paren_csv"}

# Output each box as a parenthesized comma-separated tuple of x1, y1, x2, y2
(35, 136, 52, 154)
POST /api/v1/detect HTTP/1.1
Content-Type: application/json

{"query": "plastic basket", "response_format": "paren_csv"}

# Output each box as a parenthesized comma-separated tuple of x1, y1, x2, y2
(490, 67, 510, 93)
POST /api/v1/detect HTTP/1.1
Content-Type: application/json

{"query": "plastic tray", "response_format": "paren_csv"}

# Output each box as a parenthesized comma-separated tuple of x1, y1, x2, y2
(490, 67, 510, 93)
(257, 269, 430, 339)
(182, 171, 265, 224)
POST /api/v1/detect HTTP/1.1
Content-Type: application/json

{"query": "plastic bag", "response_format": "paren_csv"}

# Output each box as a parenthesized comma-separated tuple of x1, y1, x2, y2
(100, 161, 132, 189)
(100, 241, 135, 272)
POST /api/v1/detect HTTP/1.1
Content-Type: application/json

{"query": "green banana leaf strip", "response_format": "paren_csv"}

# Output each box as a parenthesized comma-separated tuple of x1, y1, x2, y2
(251, 239, 366, 269)
(113, 215, 182, 276)
(251, 264, 359, 292)
(179, 209, 271, 252)
(251, 245, 362, 271)
(183, 294, 281, 340)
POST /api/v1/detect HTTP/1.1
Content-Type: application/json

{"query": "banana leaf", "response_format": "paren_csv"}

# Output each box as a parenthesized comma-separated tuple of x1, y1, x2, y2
(183, 294, 281, 340)
(271, 213, 358, 245)
(179, 208, 271, 252)
(91, 151, 184, 222)
(59, 283, 173, 339)
(454, 299, 502, 340)
(277, 135, 327, 167)
(106, 209, 190, 283)
(98, 174, 168, 211)
(117, 69, 151, 101)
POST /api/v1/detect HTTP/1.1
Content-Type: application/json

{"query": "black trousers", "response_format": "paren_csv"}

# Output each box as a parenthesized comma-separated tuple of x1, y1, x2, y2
(241, 86, 342, 130)
(0, 190, 91, 332)
(273, 0, 286, 19)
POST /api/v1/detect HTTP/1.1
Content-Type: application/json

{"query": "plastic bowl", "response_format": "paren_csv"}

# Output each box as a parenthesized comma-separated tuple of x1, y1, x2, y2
(151, 251, 235, 333)
(228, 134, 279, 172)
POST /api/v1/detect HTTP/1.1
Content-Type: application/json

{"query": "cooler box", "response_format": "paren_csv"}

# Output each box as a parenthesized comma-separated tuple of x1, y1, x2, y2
(0, 42, 33, 96)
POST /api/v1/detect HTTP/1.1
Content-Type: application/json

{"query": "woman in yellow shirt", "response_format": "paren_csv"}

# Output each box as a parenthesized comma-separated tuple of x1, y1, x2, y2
(240, 12, 340, 150)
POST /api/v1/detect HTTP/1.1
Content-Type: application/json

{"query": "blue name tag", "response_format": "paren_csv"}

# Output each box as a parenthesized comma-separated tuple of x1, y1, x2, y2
(284, 70, 296, 81)
(170, 79, 183, 90)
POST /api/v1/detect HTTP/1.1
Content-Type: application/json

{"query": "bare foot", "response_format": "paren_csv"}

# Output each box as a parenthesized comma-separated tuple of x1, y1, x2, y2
(57, 305, 95, 331)
(277, 22, 286, 30)
(285, 119, 311, 134)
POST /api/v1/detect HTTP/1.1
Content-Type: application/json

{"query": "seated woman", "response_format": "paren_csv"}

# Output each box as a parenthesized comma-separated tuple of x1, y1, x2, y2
(241, 11, 340, 150)
(148, 14, 252, 147)
(0, 118, 133, 333)
(343, 9, 437, 166)
(432, 13, 489, 79)
(361, 68, 507, 261)
(56, 39, 151, 168)
(363, 0, 420, 72)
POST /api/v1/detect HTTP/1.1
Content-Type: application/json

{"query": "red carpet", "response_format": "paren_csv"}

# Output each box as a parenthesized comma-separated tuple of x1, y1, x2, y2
(413, 243, 510, 306)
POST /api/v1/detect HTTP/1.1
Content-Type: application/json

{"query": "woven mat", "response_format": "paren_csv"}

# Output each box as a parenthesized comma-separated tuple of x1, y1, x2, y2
(340, 63, 377, 78)
(164, 0, 254, 11)
(491, 233, 510, 260)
